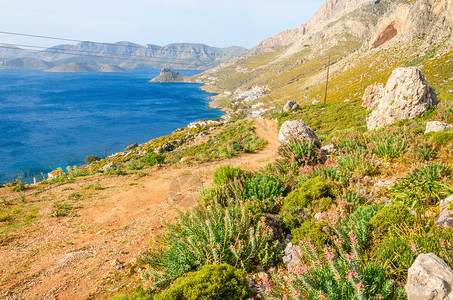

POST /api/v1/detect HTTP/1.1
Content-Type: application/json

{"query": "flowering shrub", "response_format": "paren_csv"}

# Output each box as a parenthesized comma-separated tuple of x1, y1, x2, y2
(336, 148, 378, 177)
(139, 201, 273, 288)
(277, 138, 323, 174)
(258, 229, 404, 299)
(371, 133, 410, 159)
(368, 203, 415, 237)
(213, 164, 250, 185)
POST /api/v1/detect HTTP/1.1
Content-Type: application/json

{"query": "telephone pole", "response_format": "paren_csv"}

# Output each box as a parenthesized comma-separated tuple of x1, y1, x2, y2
(323, 56, 331, 105)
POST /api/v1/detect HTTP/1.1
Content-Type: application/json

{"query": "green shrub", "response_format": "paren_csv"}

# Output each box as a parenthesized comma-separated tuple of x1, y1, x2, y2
(390, 163, 452, 211)
(139, 201, 272, 288)
(85, 154, 101, 164)
(368, 203, 415, 236)
(155, 264, 250, 300)
(6, 176, 26, 192)
(213, 165, 249, 185)
(429, 131, 453, 147)
(51, 202, 75, 217)
(341, 204, 381, 247)
(280, 176, 335, 229)
(140, 153, 165, 166)
(336, 149, 377, 177)
(292, 220, 329, 250)
(371, 134, 410, 159)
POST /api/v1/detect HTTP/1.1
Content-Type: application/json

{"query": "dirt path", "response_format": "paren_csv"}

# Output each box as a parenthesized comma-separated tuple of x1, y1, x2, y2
(0, 119, 278, 299)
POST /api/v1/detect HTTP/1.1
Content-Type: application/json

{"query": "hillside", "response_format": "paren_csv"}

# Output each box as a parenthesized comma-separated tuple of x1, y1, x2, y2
(45, 63, 126, 73)
(0, 42, 248, 71)
(149, 68, 189, 83)
(194, 0, 453, 117)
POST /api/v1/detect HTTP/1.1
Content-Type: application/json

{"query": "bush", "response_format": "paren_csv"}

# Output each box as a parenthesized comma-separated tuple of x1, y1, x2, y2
(155, 264, 250, 300)
(292, 220, 329, 250)
(390, 163, 452, 211)
(372, 134, 410, 159)
(139, 201, 272, 288)
(368, 203, 415, 236)
(213, 165, 249, 185)
(280, 176, 335, 229)
(276, 138, 323, 174)
(6, 176, 26, 192)
(140, 153, 165, 166)
(341, 204, 381, 247)
(85, 154, 101, 164)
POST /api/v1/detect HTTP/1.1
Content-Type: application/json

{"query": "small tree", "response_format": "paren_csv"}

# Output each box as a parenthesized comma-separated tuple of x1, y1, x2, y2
(85, 154, 101, 164)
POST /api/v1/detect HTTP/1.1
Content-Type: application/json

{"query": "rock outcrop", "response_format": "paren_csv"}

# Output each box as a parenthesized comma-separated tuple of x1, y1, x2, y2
(405, 253, 453, 300)
(366, 67, 438, 130)
(278, 120, 321, 148)
(362, 83, 384, 110)
(437, 196, 453, 228)
(150, 68, 189, 83)
(283, 100, 300, 112)
(425, 121, 453, 134)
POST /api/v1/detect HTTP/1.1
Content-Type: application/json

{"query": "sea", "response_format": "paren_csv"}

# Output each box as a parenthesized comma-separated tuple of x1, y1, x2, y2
(0, 69, 222, 184)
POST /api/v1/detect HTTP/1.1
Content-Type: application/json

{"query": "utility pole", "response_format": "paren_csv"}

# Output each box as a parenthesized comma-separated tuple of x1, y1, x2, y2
(323, 56, 331, 105)
(105, 146, 107, 159)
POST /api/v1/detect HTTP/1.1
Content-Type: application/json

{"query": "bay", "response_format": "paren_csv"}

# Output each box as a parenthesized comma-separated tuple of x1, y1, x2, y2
(0, 69, 221, 183)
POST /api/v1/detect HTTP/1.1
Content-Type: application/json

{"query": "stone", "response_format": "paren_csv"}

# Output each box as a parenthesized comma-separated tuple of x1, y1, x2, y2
(405, 253, 453, 300)
(425, 121, 453, 134)
(440, 196, 453, 210)
(282, 242, 301, 271)
(437, 210, 453, 228)
(278, 120, 321, 148)
(125, 143, 138, 151)
(116, 264, 125, 270)
(312, 100, 320, 105)
(373, 179, 396, 187)
(362, 83, 385, 110)
(366, 67, 438, 130)
(283, 100, 300, 112)
(102, 162, 116, 171)
(321, 144, 339, 154)
(264, 214, 285, 241)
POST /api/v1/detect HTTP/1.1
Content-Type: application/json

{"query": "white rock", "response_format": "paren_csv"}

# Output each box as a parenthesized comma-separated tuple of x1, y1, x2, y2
(405, 253, 453, 300)
(312, 100, 320, 105)
(283, 100, 300, 112)
(278, 120, 321, 148)
(425, 121, 453, 134)
(367, 67, 438, 130)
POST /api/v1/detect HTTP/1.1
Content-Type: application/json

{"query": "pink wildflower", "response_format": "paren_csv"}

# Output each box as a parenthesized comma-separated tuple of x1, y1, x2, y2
(441, 240, 446, 248)
(205, 219, 210, 224)
(323, 246, 335, 260)
(347, 269, 357, 279)
(349, 231, 358, 245)
(411, 243, 418, 253)
(292, 290, 301, 297)
(357, 282, 365, 289)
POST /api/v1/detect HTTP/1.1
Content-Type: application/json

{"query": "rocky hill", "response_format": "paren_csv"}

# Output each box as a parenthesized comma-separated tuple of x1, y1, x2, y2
(194, 0, 453, 117)
(0, 42, 248, 71)
(149, 68, 189, 83)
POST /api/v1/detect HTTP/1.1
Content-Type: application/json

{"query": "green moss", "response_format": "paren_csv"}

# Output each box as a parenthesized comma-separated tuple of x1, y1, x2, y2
(292, 220, 329, 250)
(280, 176, 336, 229)
(368, 203, 415, 236)
(154, 264, 250, 300)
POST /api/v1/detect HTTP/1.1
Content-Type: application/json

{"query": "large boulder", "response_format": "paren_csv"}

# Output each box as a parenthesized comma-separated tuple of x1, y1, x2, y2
(283, 100, 300, 112)
(405, 253, 453, 300)
(278, 120, 321, 148)
(425, 121, 453, 134)
(366, 67, 438, 130)
(362, 83, 384, 111)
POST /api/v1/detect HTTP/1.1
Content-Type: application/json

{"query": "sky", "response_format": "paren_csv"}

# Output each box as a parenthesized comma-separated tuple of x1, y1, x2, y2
(0, 0, 325, 49)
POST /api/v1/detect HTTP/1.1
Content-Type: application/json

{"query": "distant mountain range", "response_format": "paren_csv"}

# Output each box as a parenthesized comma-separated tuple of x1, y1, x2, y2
(0, 42, 248, 71)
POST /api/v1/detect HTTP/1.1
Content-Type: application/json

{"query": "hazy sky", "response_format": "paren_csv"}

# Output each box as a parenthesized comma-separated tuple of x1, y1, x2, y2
(0, 0, 325, 49)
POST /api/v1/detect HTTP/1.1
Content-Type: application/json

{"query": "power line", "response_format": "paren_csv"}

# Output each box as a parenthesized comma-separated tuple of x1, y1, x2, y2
(0, 45, 219, 68)
(0, 30, 243, 58)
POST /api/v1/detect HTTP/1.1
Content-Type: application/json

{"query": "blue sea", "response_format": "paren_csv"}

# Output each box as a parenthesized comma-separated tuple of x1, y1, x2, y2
(0, 69, 222, 183)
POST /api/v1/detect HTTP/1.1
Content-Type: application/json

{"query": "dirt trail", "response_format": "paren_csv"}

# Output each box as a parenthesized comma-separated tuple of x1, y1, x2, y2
(0, 119, 278, 299)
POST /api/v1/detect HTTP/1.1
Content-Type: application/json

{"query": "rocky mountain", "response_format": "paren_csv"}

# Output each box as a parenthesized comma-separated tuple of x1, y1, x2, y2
(0, 42, 248, 71)
(195, 0, 453, 115)
(0, 57, 54, 70)
(149, 68, 189, 83)
(45, 63, 126, 73)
